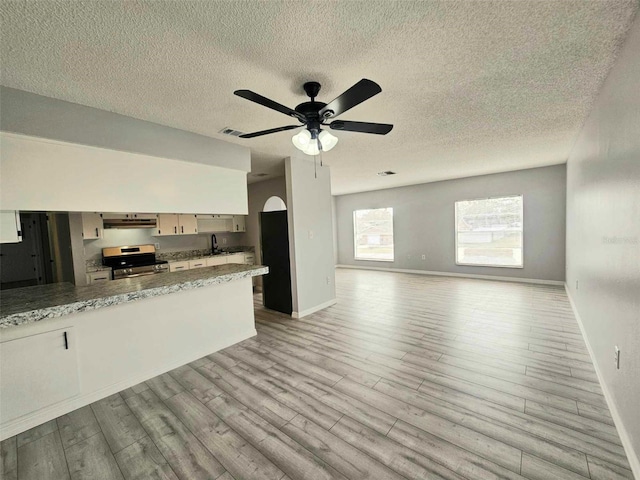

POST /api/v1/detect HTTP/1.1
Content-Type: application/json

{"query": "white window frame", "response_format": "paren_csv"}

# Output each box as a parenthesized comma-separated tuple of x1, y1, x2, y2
(454, 195, 524, 269)
(353, 207, 394, 262)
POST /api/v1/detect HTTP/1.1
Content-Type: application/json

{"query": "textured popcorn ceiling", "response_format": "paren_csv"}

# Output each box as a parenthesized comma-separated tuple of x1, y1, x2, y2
(0, 1, 637, 194)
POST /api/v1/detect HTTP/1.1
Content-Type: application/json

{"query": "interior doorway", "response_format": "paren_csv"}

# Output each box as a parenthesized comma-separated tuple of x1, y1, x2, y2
(259, 196, 292, 315)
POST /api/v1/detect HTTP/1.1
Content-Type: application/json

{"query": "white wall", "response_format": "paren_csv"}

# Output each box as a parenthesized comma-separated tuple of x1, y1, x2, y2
(285, 157, 336, 317)
(0, 133, 248, 214)
(565, 15, 640, 477)
(335, 165, 566, 283)
(0, 87, 250, 172)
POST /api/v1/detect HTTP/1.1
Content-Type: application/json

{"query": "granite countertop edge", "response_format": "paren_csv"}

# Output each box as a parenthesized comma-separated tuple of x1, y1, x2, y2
(0, 265, 268, 329)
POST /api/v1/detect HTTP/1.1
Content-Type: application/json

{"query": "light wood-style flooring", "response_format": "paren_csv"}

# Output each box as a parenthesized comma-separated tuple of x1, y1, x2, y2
(1, 269, 634, 480)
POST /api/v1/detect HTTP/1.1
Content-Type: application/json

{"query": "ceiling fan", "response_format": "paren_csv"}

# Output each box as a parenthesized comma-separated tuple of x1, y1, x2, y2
(233, 79, 393, 155)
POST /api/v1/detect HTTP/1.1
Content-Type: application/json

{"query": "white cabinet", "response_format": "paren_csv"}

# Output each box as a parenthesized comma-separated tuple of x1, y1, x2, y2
(188, 259, 207, 269)
(227, 253, 245, 264)
(82, 213, 104, 240)
(206, 256, 227, 267)
(155, 214, 198, 236)
(196, 215, 232, 233)
(0, 328, 79, 423)
(86, 270, 112, 284)
(232, 215, 246, 232)
(169, 261, 190, 272)
(103, 212, 158, 220)
(179, 214, 198, 235)
(0, 211, 22, 243)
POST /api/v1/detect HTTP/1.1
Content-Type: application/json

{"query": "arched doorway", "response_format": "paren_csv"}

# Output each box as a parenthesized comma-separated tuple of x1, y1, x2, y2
(263, 196, 286, 212)
(260, 196, 292, 314)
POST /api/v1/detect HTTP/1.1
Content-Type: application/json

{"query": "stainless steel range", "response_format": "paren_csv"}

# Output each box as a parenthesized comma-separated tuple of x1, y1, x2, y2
(102, 245, 169, 280)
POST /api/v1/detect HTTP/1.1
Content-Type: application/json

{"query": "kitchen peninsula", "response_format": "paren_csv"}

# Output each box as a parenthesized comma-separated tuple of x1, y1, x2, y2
(0, 263, 267, 440)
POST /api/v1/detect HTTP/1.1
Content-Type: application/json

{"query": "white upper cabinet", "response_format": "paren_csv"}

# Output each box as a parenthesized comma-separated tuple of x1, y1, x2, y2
(155, 214, 197, 236)
(178, 214, 198, 235)
(232, 215, 246, 232)
(82, 212, 104, 240)
(0, 211, 22, 243)
(155, 213, 179, 236)
(102, 213, 158, 220)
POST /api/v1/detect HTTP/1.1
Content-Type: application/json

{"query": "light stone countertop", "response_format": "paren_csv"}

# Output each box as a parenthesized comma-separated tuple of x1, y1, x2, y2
(0, 264, 268, 329)
(162, 250, 255, 263)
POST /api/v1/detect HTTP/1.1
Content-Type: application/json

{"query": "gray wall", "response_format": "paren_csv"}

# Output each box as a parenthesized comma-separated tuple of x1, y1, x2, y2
(285, 157, 336, 316)
(335, 164, 566, 282)
(566, 15, 640, 474)
(0, 87, 250, 172)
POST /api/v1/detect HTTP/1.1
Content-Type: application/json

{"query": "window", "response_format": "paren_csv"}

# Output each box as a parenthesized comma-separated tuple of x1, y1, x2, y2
(455, 195, 523, 268)
(353, 208, 394, 261)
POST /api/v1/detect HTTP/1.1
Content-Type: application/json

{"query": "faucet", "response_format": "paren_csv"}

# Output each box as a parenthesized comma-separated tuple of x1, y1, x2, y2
(211, 234, 218, 255)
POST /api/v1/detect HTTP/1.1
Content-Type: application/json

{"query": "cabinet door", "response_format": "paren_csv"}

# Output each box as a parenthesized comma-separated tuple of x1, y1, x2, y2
(81, 213, 103, 240)
(0, 211, 22, 243)
(206, 256, 227, 267)
(232, 215, 246, 232)
(178, 214, 198, 235)
(156, 214, 179, 236)
(169, 261, 189, 272)
(1, 328, 79, 422)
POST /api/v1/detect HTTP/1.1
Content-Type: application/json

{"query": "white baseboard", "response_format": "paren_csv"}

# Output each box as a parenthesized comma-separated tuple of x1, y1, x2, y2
(564, 284, 640, 479)
(336, 264, 564, 286)
(292, 298, 338, 319)
(0, 328, 256, 440)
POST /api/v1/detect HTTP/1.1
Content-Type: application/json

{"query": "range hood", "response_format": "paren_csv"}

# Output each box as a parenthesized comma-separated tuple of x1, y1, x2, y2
(103, 218, 157, 229)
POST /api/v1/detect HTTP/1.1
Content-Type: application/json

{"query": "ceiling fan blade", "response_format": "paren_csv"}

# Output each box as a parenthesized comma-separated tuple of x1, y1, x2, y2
(329, 120, 393, 135)
(239, 125, 301, 139)
(234, 90, 306, 122)
(319, 79, 382, 119)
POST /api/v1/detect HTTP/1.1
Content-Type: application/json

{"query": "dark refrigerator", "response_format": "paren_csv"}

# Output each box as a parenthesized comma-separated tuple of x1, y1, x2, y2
(260, 211, 292, 315)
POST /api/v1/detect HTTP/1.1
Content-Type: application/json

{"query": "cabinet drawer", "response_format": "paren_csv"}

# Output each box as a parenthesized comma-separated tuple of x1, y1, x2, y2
(206, 256, 227, 267)
(87, 271, 112, 284)
(244, 254, 255, 265)
(226, 253, 245, 264)
(169, 261, 190, 272)
(188, 259, 207, 269)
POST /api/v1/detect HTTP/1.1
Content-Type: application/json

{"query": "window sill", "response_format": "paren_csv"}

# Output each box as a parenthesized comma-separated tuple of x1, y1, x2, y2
(354, 258, 395, 263)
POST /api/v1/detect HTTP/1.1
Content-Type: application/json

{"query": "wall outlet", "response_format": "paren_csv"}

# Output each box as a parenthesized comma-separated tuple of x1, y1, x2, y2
(422, 254, 426, 260)
(326, 276, 330, 285)
(154, 243, 160, 250)
(222, 238, 227, 244)
(308, 230, 314, 240)
(614, 346, 620, 369)
(576, 280, 579, 290)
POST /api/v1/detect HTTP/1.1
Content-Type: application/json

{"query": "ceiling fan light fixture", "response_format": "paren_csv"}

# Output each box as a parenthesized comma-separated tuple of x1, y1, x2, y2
(318, 130, 338, 152)
(291, 129, 312, 150)
(302, 138, 320, 156)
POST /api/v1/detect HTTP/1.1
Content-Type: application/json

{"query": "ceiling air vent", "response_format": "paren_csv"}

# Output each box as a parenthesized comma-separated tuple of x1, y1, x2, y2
(219, 127, 245, 137)
(377, 171, 396, 176)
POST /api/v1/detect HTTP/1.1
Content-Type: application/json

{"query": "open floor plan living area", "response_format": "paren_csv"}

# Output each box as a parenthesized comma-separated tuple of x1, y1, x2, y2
(1, 2, 638, 480)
